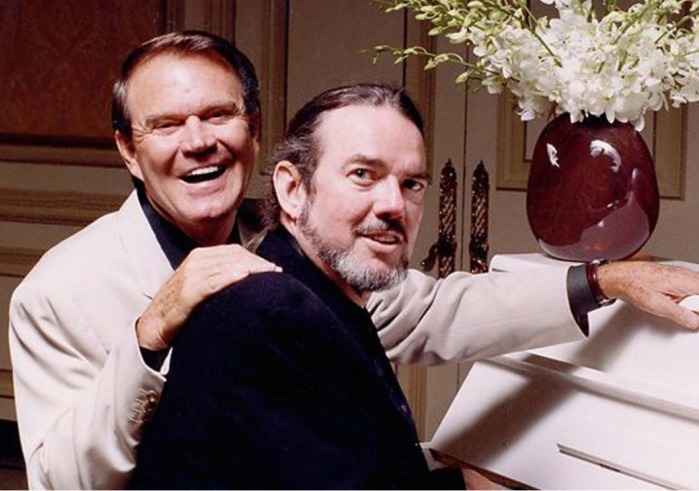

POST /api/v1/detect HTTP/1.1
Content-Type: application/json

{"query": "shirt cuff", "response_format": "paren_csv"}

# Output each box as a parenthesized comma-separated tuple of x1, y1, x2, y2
(566, 263, 603, 336)
(140, 347, 169, 371)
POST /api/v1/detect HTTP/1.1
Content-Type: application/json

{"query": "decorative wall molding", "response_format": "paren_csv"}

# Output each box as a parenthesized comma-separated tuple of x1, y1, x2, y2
(256, 0, 288, 175)
(166, 0, 236, 40)
(496, 96, 687, 199)
(495, 95, 529, 191)
(403, 15, 436, 172)
(0, 370, 12, 398)
(653, 106, 687, 199)
(0, 144, 123, 167)
(396, 364, 428, 437)
(0, 247, 43, 278)
(0, 0, 165, 167)
(0, 189, 123, 227)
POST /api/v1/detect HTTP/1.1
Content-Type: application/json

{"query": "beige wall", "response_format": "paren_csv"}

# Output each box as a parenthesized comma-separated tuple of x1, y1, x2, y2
(1, 0, 697, 438)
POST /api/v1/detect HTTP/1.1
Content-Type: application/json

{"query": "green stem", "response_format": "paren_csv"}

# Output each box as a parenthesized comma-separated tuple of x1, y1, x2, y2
(610, 0, 661, 45)
(655, 4, 699, 43)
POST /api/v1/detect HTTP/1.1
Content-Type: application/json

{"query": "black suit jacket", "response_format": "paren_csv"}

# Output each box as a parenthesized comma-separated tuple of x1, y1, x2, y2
(130, 228, 463, 489)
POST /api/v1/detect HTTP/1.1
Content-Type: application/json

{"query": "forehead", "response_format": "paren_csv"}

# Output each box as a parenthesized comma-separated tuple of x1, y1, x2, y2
(315, 104, 426, 172)
(126, 54, 245, 116)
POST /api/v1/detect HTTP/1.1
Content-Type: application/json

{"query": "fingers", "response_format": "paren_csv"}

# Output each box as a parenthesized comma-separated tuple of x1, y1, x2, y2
(184, 245, 280, 297)
(641, 293, 699, 331)
(136, 245, 281, 350)
(664, 292, 699, 330)
(599, 261, 699, 330)
(674, 304, 699, 330)
(208, 244, 281, 278)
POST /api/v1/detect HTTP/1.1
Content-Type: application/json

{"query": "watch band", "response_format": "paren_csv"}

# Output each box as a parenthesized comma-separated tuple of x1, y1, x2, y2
(586, 259, 616, 306)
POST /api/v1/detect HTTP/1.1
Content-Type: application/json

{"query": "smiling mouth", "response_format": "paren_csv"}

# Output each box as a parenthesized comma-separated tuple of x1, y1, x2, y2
(363, 233, 403, 246)
(181, 165, 226, 184)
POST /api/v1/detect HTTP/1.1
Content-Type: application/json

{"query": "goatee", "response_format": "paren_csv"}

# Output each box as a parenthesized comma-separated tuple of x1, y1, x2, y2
(298, 206, 408, 293)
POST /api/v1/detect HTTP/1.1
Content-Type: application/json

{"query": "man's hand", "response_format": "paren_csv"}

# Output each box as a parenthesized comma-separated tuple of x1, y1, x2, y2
(597, 261, 699, 330)
(137, 245, 281, 350)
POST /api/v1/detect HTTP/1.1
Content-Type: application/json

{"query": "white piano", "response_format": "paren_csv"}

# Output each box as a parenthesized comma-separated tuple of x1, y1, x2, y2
(430, 253, 699, 490)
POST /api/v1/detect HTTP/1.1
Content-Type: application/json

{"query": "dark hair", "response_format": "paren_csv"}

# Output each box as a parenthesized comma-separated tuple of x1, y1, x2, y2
(111, 30, 260, 138)
(263, 83, 424, 227)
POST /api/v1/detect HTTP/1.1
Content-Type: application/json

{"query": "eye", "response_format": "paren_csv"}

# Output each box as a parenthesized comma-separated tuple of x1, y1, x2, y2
(404, 178, 427, 194)
(349, 168, 375, 185)
(402, 178, 428, 203)
(204, 105, 245, 125)
(150, 120, 182, 135)
(205, 109, 236, 124)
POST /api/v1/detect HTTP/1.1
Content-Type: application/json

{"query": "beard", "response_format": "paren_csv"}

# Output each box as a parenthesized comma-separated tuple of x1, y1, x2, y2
(298, 203, 408, 293)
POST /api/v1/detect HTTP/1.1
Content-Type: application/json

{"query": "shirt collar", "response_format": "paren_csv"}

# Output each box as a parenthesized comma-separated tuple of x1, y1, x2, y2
(136, 183, 240, 269)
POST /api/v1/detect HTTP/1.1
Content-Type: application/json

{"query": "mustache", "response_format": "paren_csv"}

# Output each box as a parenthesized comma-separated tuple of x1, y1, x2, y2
(354, 219, 407, 242)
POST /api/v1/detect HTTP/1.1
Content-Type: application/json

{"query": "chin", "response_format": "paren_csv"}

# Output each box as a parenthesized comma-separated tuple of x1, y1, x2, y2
(369, 254, 407, 271)
(195, 194, 237, 213)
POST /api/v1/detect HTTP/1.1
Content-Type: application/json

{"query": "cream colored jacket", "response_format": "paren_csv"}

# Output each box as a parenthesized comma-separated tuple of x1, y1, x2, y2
(9, 191, 583, 489)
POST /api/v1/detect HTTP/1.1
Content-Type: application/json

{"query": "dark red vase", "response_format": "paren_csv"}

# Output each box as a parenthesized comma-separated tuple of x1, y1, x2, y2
(526, 113, 659, 262)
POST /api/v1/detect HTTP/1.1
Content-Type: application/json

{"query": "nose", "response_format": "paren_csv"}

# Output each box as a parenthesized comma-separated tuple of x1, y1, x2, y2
(179, 116, 216, 154)
(373, 176, 406, 220)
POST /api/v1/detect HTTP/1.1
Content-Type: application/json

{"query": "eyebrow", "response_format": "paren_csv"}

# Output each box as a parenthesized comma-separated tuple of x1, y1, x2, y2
(141, 101, 245, 128)
(345, 154, 432, 184)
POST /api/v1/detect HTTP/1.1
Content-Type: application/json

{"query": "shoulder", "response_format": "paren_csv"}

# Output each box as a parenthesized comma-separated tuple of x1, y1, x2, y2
(196, 272, 330, 325)
(185, 272, 355, 353)
(24, 217, 111, 272)
(179, 272, 363, 376)
(11, 199, 137, 307)
(22, 193, 147, 282)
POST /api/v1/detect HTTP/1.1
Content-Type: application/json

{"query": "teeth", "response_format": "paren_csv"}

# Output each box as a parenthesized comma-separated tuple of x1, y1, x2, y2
(181, 165, 225, 184)
(367, 234, 399, 244)
(186, 165, 220, 177)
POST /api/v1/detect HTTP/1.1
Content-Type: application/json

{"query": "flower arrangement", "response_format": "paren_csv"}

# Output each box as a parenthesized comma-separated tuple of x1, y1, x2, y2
(374, 0, 699, 130)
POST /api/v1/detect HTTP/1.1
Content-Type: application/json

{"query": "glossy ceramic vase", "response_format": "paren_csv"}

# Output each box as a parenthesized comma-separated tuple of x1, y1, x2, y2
(526, 113, 660, 262)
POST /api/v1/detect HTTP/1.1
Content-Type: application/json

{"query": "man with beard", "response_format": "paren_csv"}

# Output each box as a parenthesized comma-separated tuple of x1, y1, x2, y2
(130, 83, 474, 489)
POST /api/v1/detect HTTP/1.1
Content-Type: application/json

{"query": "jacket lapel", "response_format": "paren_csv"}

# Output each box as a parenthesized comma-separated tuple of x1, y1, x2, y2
(116, 191, 174, 299)
(114, 193, 267, 300)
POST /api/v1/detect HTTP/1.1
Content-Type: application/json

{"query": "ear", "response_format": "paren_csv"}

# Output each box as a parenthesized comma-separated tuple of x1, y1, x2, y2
(273, 161, 306, 221)
(115, 130, 143, 181)
(249, 111, 262, 142)
(246, 112, 261, 163)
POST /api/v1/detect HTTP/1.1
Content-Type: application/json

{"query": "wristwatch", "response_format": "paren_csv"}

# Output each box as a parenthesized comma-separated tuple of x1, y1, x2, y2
(586, 259, 617, 307)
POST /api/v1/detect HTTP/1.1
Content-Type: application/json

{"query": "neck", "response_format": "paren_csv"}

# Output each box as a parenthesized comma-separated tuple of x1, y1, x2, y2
(146, 197, 237, 246)
(184, 216, 236, 246)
